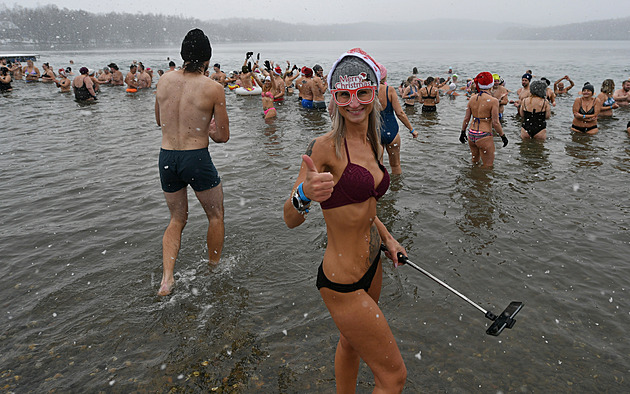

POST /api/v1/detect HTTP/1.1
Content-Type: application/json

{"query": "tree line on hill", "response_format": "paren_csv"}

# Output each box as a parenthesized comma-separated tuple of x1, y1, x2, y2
(1, 5, 628, 49)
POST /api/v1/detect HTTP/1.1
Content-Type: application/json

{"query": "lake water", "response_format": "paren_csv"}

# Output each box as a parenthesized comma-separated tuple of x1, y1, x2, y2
(1, 40, 629, 392)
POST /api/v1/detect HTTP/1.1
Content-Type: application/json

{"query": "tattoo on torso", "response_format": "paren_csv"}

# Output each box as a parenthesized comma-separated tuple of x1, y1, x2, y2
(369, 224, 380, 265)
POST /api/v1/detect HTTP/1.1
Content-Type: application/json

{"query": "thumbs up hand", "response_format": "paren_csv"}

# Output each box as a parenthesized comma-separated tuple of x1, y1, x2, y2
(301, 155, 334, 202)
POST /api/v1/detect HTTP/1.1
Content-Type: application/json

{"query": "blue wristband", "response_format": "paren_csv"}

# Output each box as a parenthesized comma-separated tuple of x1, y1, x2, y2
(297, 183, 311, 203)
(409, 128, 415, 134)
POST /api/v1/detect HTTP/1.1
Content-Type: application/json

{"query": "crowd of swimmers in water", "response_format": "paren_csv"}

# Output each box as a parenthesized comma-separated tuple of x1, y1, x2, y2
(2, 54, 629, 157)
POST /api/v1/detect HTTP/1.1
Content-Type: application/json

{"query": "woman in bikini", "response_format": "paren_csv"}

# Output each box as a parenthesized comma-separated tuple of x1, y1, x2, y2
(401, 75, 419, 107)
(40, 63, 57, 83)
(283, 48, 408, 392)
(22, 59, 40, 82)
(460, 72, 508, 168)
(253, 72, 277, 120)
(419, 76, 440, 113)
(519, 80, 551, 140)
(597, 79, 618, 117)
(571, 82, 601, 135)
(376, 62, 417, 175)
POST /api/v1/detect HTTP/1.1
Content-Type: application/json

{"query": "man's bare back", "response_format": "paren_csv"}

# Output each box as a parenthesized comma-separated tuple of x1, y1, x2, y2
(155, 68, 229, 150)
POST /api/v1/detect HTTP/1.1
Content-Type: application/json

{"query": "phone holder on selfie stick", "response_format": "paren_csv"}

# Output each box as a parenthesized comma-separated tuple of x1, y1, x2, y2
(380, 244, 523, 336)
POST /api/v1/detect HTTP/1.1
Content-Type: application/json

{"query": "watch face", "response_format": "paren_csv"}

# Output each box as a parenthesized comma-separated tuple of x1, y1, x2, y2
(292, 194, 300, 209)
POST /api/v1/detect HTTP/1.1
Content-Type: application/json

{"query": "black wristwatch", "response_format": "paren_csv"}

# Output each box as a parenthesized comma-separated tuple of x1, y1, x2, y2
(292, 190, 311, 214)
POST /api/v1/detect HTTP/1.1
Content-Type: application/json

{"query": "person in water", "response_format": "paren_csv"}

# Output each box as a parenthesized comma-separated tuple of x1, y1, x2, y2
(460, 72, 508, 168)
(418, 76, 440, 113)
(377, 62, 417, 175)
(571, 82, 601, 135)
(40, 63, 56, 83)
(0, 64, 13, 92)
(283, 48, 408, 393)
(401, 75, 419, 107)
(519, 80, 551, 140)
(491, 74, 509, 120)
(253, 73, 277, 119)
(554, 75, 575, 95)
(22, 59, 40, 82)
(108, 63, 124, 86)
(125, 64, 139, 91)
(597, 79, 618, 117)
(612, 79, 630, 107)
(210, 63, 227, 86)
(56, 69, 71, 92)
(154, 28, 230, 296)
(72, 67, 97, 101)
(514, 73, 532, 111)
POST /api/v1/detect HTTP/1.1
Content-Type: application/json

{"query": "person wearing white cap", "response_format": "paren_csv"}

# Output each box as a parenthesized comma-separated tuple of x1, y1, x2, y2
(284, 48, 408, 393)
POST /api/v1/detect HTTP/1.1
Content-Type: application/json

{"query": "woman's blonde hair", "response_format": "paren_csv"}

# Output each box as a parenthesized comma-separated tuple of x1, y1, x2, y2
(329, 99, 382, 159)
(601, 79, 615, 95)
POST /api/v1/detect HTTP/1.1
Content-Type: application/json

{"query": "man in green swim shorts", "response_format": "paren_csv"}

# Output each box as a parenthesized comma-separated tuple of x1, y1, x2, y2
(154, 28, 230, 296)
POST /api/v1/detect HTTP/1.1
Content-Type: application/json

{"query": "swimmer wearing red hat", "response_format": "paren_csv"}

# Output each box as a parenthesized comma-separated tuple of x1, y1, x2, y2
(460, 71, 508, 168)
(56, 68, 71, 92)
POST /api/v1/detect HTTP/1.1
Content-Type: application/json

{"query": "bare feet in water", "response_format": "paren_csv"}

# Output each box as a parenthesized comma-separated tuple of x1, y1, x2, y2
(158, 278, 174, 296)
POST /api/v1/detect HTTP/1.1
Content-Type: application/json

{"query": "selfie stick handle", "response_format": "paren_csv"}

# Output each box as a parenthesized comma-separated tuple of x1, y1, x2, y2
(381, 245, 497, 320)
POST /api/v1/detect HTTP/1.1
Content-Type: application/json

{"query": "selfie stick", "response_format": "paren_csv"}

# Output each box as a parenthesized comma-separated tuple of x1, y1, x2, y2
(380, 244, 523, 336)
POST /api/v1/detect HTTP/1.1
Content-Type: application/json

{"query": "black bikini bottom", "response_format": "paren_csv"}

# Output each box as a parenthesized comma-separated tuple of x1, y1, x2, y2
(571, 124, 597, 133)
(316, 252, 380, 293)
(422, 105, 436, 112)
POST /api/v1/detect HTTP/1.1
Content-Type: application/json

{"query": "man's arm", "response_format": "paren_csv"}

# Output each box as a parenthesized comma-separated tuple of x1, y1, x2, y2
(155, 97, 161, 127)
(209, 86, 229, 143)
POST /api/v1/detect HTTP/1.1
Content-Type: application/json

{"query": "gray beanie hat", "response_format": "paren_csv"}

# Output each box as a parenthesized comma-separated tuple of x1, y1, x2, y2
(328, 48, 380, 91)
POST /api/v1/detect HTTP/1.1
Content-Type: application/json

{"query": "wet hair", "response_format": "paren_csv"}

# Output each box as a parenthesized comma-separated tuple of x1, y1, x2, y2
(412, 67, 418, 74)
(601, 79, 615, 95)
(529, 80, 547, 98)
(79, 67, 89, 75)
(406, 75, 416, 84)
(329, 55, 381, 160)
(169, 61, 176, 67)
(439, 77, 445, 83)
(425, 76, 434, 86)
(313, 64, 323, 72)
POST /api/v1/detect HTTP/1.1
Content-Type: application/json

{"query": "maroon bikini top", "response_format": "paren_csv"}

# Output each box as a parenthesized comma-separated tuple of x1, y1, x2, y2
(320, 139, 390, 210)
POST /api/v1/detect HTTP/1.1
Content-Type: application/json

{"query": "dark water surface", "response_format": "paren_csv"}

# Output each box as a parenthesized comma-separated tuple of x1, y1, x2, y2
(1, 40, 629, 392)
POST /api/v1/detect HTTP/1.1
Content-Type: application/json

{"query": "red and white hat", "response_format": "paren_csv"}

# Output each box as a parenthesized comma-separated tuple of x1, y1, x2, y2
(474, 71, 494, 90)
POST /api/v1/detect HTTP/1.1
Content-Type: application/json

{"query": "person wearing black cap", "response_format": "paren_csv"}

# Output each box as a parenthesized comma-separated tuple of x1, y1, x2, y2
(154, 28, 230, 296)
(570, 82, 601, 135)
(514, 73, 532, 110)
(210, 63, 226, 86)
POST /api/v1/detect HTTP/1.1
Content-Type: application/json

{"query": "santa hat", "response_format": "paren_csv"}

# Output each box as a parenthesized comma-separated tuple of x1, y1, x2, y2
(273, 66, 282, 76)
(474, 71, 494, 90)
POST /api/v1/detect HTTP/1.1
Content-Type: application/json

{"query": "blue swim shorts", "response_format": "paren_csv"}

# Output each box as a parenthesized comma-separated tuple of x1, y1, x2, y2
(301, 99, 313, 109)
(159, 148, 221, 193)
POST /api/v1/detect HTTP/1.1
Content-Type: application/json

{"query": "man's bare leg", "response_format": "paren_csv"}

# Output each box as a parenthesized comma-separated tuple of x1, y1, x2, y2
(195, 183, 224, 265)
(159, 188, 188, 296)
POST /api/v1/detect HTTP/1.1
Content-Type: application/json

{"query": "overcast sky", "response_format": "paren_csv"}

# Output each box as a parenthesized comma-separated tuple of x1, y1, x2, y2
(3, 0, 630, 26)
